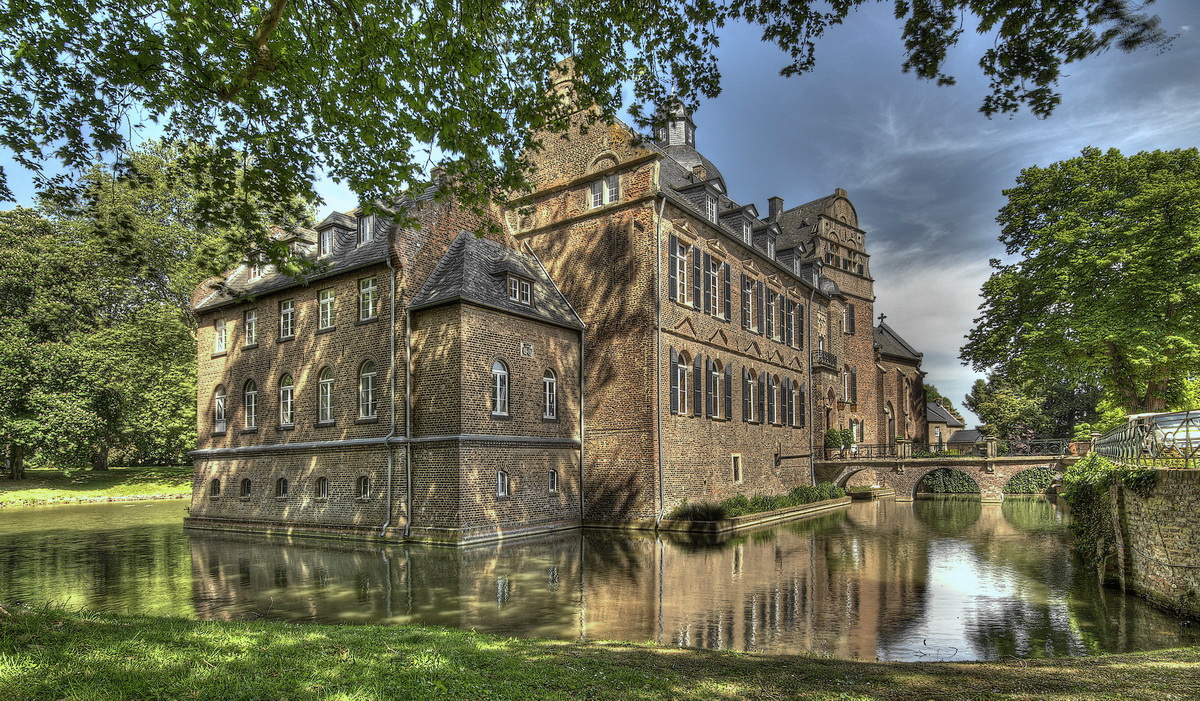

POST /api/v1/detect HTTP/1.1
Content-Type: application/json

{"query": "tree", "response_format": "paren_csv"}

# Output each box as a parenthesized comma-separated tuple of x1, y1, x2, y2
(0, 1, 1169, 261)
(963, 375, 1049, 441)
(923, 384, 965, 423)
(961, 147, 1200, 413)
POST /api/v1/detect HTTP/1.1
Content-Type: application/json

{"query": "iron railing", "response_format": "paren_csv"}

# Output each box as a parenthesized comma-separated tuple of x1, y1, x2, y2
(994, 438, 1069, 457)
(813, 350, 837, 369)
(823, 443, 897, 460)
(1094, 410, 1200, 468)
(821, 438, 1069, 461)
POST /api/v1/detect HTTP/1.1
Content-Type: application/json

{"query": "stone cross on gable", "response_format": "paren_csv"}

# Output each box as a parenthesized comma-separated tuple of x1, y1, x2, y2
(878, 313, 886, 325)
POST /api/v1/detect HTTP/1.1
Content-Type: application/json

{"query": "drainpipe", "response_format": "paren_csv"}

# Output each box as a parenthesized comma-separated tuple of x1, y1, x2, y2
(807, 286, 817, 487)
(403, 307, 413, 537)
(380, 233, 399, 537)
(654, 195, 667, 523)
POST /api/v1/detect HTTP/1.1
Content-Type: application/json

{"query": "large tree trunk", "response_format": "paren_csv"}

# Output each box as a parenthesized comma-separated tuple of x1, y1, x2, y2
(8, 444, 25, 479)
(92, 444, 110, 471)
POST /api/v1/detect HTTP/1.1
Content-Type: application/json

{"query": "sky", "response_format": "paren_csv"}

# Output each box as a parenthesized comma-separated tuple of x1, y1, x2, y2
(617, 0, 1200, 426)
(4, 2, 1198, 426)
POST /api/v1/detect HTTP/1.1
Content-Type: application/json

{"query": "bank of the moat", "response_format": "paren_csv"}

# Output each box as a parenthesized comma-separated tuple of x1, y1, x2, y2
(0, 497, 1196, 661)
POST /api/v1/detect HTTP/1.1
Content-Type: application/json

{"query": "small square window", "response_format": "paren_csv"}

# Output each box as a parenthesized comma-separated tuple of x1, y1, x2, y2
(507, 276, 532, 305)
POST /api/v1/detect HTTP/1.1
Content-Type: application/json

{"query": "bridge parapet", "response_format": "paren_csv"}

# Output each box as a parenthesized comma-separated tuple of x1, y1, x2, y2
(815, 455, 1076, 503)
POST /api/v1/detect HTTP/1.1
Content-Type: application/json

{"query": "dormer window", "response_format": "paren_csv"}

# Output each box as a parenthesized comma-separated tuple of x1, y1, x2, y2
(705, 194, 717, 223)
(248, 261, 264, 280)
(357, 214, 376, 245)
(318, 229, 333, 257)
(508, 275, 532, 305)
(741, 219, 751, 243)
(767, 238, 776, 258)
(589, 175, 619, 209)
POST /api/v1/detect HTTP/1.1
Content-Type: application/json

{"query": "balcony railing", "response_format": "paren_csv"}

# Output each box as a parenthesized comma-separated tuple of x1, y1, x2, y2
(813, 350, 837, 369)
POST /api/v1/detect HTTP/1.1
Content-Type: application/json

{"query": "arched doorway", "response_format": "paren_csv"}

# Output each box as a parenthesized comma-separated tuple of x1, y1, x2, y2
(884, 402, 896, 446)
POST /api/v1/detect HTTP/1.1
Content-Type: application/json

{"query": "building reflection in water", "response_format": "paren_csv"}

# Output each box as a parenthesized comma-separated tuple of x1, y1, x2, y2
(186, 498, 1200, 661)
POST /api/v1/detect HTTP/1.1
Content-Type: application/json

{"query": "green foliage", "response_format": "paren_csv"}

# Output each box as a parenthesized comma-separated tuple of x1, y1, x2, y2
(924, 384, 965, 423)
(964, 374, 1048, 440)
(962, 147, 1200, 414)
(1061, 453, 1157, 568)
(0, 1, 1169, 259)
(917, 468, 980, 493)
(0, 466, 192, 506)
(668, 483, 845, 521)
(1003, 467, 1055, 494)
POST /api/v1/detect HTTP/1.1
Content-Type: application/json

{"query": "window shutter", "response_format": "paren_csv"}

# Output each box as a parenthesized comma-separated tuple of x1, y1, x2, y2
(767, 375, 775, 424)
(782, 378, 790, 426)
(705, 358, 714, 418)
(758, 374, 766, 422)
(691, 245, 701, 310)
(721, 263, 731, 321)
(851, 368, 858, 403)
(702, 252, 712, 314)
(724, 364, 732, 419)
(669, 348, 678, 414)
(740, 274, 749, 328)
(848, 303, 856, 334)
(693, 354, 702, 417)
(755, 281, 764, 334)
(798, 305, 805, 349)
(785, 300, 793, 346)
(742, 368, 750, 422)
(668, 235, 678, 302)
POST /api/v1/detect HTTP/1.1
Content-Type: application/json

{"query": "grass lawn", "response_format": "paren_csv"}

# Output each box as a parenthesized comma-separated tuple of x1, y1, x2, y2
(1, 605, 1197, 700)
(0, 466, 192, 507)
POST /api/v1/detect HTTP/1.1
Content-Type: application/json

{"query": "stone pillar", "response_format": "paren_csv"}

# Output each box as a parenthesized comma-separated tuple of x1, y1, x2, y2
(986, 436, 998, 459)
(896, 439, 912, 459)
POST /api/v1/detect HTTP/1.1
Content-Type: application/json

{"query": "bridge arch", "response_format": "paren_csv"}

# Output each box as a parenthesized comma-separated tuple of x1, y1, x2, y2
(1001, 466, 1056, 495)
(817, 457, 1073, 503)
(911, 466, 981, 500)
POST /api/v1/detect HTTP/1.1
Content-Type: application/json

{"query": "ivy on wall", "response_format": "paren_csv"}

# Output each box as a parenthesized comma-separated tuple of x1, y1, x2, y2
(1060, 453, 1156, 570)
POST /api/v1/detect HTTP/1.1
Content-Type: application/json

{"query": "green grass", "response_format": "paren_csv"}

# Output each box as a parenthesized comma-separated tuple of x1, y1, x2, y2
(1, 605, 1197, 700)
(0, 466, 192, 507)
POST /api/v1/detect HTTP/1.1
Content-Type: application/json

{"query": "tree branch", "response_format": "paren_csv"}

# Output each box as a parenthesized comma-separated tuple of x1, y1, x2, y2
(218, 0, 291, 100)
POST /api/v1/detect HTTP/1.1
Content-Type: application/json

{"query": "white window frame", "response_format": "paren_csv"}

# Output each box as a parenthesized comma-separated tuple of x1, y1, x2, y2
(357, 475, 370, 499)
(279, 299, 295, 338)
(711, 362, 723, 419)
(747, 372, 758, 422)
(359, 277, 378, 321)
(279, 375, 295, 426)
(275, 477, 289, 498)
(767, 238, 775, 258)
(589, 175, 620, 209)
(508, 276, 532, 305)
(244, 309, 258, 346)
(705, 194, 717, 223)
(765, 292, 776, 339)
(673, 240, 689, 303)
(357, 214, 376, 245)
(675, 353, 690, 416)
(741, 219, 751, 243)
(732, 454, 742, 483)
(491, 361, 509, 416)
(318, 229, 333, 257)
(318, 289, 335, 330)
(213, 320, 227, 354)
(359, 361, 378, 418)
(244, 380, 257, 429)
(213, 385, 227, 433)
(318, 367, 334, 423)
(548, 469, 558, 493)
(315, 476, 328, 499)
(708, 257, 720, 317)
(497, 470, 510, 497)
(248, 261, 264, 280)
(543, 369, 557, 419)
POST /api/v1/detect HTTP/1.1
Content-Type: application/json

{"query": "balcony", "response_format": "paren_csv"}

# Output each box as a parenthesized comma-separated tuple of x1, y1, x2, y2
(813, 350, 837, 369)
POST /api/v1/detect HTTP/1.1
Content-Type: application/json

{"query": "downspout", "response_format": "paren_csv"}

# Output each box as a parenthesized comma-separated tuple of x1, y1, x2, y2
(403, 307, 413, 537)
(523, 241, 586, 524)
(808, 286, 817, 487)
(380, 232, 399, 537)
(654, 195, 667, 523)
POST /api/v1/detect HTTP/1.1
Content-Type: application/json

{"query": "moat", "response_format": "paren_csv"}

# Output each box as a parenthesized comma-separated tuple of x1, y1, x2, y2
(1, 497, 1195, 661)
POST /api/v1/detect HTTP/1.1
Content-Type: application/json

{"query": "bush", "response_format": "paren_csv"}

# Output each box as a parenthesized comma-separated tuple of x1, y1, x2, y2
(917, 468, 980, 493)
(666, 483, 846, 521)
(1003, 467, 1055, 493)
(1062, 453, 1156, 568)
(666, 500, 727, 521)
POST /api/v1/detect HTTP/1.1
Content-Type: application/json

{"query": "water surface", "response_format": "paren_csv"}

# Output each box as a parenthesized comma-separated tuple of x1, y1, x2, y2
(0, 497, 1195, 660)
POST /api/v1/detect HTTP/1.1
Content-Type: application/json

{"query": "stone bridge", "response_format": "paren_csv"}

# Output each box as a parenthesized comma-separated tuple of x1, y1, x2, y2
(814, 456, 1077, 502)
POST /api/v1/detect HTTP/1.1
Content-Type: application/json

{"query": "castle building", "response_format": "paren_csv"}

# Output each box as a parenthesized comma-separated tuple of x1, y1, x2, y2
(186, 93, 926, 544)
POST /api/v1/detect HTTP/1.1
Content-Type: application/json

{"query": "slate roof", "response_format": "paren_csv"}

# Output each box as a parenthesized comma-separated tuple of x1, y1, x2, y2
(874, 322, 922, 362)
(926, 401, 965, 428)
(775, 196, 832, 252)
(408, 231, 583, 330)
(193, 189, 437, 312)
(949, 429, 984, 444)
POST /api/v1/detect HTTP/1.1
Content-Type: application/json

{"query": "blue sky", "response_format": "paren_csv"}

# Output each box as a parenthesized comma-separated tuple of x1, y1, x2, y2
(5, 2, 1198, 425)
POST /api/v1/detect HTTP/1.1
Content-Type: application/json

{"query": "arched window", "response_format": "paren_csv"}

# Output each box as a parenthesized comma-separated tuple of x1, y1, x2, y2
(359, 361, 377, 418)
(543, 369, 557, 419)
(497, 470, 510, 497)
(744, 369, 758, 422)
(491, 361, 509, 415)
(240, 478, 252, 498)
(279, 375, 294, 426)
(357, 475, 370, 499)
(213, 385, 227, 433)
(548, 469, 558, 493)
(209, 479, 220, 497)
(709, 359, 724, 419)
(317, 366, 335, 423)
(275, 478, 288, 498)
(671, 349, 690, 415)
(314, 476, 328, 499)
(243, 380, 257, 429)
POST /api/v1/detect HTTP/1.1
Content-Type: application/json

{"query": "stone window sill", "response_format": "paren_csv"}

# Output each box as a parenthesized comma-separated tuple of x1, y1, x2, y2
(541, 415, 559, 423)
(355, 417, 379, 425)
(211, 430, 227, 437)
(210, 351, 227, 359)
(276, 424, 295, 432)
(316, 326, 336, 335)
(240, 427, 259, 434)
(356, 316, 378, 326)
(277, 336, 295, 344)
(242, 343, 259, 350)
(491, 413, 511, 420)
(315, 421, 337, 428)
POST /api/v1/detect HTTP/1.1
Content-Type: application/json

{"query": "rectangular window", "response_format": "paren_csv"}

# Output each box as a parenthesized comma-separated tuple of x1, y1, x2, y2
(279, 299, 295, 338)
(244, 309, 258, 346)
(741, 219, 751, 243)
(213, 320, 227, 354)
(244, 387, 257, 429)
(708, 258, 720, 317)
(358, 277, 378, 321)
(248, 261, 263, 280)
(705, 194, 717, 222)
(767, 238, 775, 258)
(497, 471, 510, 497)
(732, 455, 742, 483)
(765, 293, 775, 339)
(357, 214, 376, 245)
(507, 276, 532, 305)
(318, 229, 333, 257)
(318, 289, 335, 330)
(548, 469, 558, 493)
(589, 175, 620, 209)
(673, 240, 689, 303)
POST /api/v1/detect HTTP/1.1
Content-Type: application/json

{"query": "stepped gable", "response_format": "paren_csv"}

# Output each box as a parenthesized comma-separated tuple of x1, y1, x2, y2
(775, 193, 839, 252)
(408, 231, 583, 330)
(926, 401, 964, 428)
(874, 321, 922, 362)
(193, 188, 437, 312)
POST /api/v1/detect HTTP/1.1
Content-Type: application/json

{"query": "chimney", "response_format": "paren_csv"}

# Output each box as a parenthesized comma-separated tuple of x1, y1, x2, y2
(692, 164, 707, 180)
(431, 165, 447, 186)
(768, 196, 783, 221)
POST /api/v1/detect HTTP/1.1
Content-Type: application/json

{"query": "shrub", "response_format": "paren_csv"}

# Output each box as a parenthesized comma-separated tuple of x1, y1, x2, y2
(665, 483, 846, 521)
(666, 500, 727, 521)
(917, 468, 980, 493)
(1003, 467, 1055, 493)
